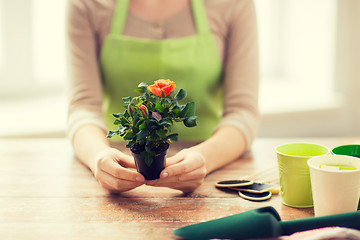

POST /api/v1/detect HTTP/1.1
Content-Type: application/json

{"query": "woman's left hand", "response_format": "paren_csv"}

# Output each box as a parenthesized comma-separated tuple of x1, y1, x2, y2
(146, 149, 207, 193)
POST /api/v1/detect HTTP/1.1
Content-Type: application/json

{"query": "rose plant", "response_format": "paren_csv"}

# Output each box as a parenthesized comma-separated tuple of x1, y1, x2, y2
(107, 79, 197, 179)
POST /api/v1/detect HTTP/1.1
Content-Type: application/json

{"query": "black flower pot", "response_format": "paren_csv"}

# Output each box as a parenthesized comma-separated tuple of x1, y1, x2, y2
(131, 143, 169, 180)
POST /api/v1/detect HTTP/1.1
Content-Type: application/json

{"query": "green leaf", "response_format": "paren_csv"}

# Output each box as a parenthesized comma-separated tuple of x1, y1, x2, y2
(150, 95, 157, 103)
(145, 142, 152, 153)
(119, 127, 127, 136)
(140, 150, 155, 167)
(138, 82, 148, 88)
(156, 129, 166, 138)
(173, 109, 180, 115)
(145, 156, 153, 166)
(126, 141, 135, 149)
(144, 154, 153, 167)
(171, 107, 180, 115)
(184, 116, 197, 127)
(122, 96, 131, 103)
(159, 118, 172, 126)
(133, 113, 139, 126)
(117, 124, 126, 131)
(179, 102, 196, 118)
(124, 110, 130, 118)
(106, 130, 118, 138)
(161, 91, 166, 98)
(134, 87, 145, 93)
(155, 101, 165, 113)
(113, 119, 121, 125)
(139, 122, 147, 130)
(175, 89, 187, 101)
(163, 97, 171, 104)
(123, 131, 133, 140)
(112, 113, 123, 118)
(146, 119, 158, 132)
(120, 117, 130, 126)
(136, 129, 148, 140)
(167, 133, 178, 142)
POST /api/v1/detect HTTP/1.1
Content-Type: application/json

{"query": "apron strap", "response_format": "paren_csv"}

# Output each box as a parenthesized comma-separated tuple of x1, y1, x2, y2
(191, 0, 210, 34)
(110, 0, 210, 35)
(110, 0, 130, 35)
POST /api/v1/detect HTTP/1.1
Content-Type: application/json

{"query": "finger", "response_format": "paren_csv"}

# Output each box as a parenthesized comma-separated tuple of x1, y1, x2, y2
(160, 154, 205, 178)
(115, 153, 137, 169)
(96, 170, 143, 192)
(165, 154, 185, 167)
(99, 158, 145, 182)
(145, 179, 158, 186)
(118, 157, 137, 169)
(157, 167, 206, 183)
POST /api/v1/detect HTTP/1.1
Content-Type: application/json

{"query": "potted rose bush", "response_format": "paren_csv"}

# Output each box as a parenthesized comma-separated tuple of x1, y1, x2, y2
(107, 79, 197, 180)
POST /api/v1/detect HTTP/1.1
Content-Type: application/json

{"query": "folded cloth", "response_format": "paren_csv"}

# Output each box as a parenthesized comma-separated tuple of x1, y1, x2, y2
(281, 227, 360, 240)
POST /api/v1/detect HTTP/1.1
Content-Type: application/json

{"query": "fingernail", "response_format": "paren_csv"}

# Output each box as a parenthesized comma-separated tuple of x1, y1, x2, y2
(136, 176, 144, 182)
(161, 172, 169, 178)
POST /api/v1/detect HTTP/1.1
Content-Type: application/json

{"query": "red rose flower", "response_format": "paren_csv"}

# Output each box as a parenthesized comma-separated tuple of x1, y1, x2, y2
(147, 79, 176, 97)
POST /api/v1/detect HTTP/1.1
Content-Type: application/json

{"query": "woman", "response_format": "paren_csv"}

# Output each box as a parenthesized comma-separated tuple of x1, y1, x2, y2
(66, 0, 259, 193)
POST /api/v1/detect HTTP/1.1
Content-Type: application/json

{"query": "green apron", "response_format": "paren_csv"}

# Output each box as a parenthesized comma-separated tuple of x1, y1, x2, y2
(100, 0, 222, 141)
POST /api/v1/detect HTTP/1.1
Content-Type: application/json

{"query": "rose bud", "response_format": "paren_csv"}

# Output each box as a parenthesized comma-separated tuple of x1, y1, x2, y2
(139, 105, 148, 118)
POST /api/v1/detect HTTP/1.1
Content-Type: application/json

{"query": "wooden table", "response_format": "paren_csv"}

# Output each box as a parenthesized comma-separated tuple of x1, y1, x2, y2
(1, 137, 359, 239)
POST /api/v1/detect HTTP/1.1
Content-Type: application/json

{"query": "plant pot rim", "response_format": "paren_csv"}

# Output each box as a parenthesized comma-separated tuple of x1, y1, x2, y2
(130, 142, 170, 154)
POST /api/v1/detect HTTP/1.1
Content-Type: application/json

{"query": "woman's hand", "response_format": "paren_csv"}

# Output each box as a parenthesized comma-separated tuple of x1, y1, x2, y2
(92, 147, 145, 192)
(147, 149, 207, 193)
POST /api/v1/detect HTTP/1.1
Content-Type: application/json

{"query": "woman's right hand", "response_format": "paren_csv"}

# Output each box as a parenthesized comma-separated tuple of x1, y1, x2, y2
(92, 147, 145, 192)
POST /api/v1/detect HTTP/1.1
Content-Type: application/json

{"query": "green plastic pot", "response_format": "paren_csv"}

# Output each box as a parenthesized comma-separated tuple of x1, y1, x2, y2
(332, 144, 360, 158)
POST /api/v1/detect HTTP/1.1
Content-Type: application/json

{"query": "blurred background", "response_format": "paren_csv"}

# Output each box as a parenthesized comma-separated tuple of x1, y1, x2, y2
(0, 0, 359, 138)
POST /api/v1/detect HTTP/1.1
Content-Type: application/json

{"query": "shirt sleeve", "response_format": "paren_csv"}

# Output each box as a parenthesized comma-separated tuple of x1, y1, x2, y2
(66, 0, 108, 142)
(216, 0, 260, 150)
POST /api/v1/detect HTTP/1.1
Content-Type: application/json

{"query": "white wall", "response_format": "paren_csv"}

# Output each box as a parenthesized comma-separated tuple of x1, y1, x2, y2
(0, 0, 359, 138)
(258, 0, 360, 138)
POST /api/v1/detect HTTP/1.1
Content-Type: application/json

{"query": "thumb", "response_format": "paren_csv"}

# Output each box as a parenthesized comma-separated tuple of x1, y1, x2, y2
(166, 152, 186, 167)
(113, 149, 137, 168)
